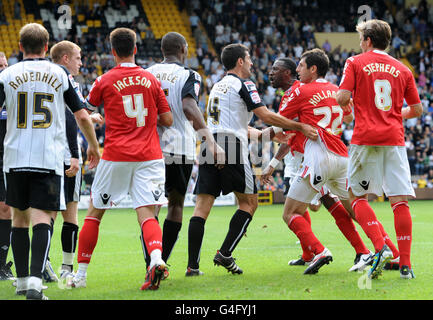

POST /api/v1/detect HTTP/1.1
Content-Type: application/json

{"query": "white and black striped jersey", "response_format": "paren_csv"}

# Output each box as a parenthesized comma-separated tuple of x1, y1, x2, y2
(146, 62, 201, 160)
(0, 58, 84, 176)
(206, 73, 264, 144)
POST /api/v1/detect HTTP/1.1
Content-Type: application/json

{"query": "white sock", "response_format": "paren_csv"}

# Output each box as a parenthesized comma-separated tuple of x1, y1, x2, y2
(76, 263, 88, 278)
(62, 252, 74, 267)
(27, 276, 42, 291)
(149, 249, 163, 268)
(16, 276, 29, 291)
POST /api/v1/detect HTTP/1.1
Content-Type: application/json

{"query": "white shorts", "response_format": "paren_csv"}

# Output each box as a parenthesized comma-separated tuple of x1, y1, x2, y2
(91, 159, 167, 209)
(348, 145, 415, 198)
(287, 139, 349, 204)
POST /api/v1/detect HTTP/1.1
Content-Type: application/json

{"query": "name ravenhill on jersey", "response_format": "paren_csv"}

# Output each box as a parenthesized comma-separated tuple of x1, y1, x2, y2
(7, 71, 63, 91)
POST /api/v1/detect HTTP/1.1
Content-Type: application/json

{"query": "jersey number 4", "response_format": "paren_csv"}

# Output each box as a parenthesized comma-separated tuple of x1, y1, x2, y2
(123, 94, 148, 127)
(17, 92, 53, 129)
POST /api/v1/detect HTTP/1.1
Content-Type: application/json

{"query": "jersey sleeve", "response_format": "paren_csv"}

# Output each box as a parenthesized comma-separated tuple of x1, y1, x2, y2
(339, 57, 356, 92)
(63, 75, 84, 113)
(278, 90, 301, 120)
(86, 76, 103, 111)
(65, 107, 79, 159)
(404, 71, 421, 106)
(0, 83, 5, 108)
(238, 80, 265, 111)
(181, 70, 201, 102)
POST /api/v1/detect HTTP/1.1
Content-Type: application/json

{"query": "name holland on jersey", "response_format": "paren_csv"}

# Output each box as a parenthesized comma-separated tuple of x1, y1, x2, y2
(7, 71, 63, 91)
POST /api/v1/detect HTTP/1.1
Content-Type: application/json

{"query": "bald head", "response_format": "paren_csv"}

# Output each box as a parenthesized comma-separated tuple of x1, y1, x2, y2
(161, 32, 187, 57)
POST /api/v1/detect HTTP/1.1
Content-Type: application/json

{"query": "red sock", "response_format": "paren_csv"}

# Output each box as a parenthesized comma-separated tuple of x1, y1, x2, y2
(303, 210, 311, 225)
(377, 221, 400, 259)
(288, 214, 324, 257)
(328, 201, 369, 255)
(141, 218, 163, 255)
(392, 201, 412, 268)
(77, 217, 100, 264)
(351, 199, 384, 253)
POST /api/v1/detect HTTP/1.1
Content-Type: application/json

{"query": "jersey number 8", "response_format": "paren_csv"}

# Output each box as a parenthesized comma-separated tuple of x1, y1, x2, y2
(374, 79, 392, 112)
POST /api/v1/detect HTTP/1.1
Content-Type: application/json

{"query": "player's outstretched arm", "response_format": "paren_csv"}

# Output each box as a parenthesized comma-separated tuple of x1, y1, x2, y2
(260, 143, 291, 185)
(158, 111, 173, 127)
(402, 103, 423, 119)
(336, 89, 352, 113)
(182, 96, 225, 168)
(74, 109, 100, 169)
(252, 106, 318, 141)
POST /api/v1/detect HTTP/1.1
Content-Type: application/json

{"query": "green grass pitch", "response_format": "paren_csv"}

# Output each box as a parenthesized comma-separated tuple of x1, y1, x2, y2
(1, 200, 432, 300)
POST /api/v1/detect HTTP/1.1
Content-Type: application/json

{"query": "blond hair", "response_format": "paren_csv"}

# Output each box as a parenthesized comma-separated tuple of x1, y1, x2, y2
(356, 19, 391, 50)
(19, 23, 49, 54)
(50, 40, 81, 63)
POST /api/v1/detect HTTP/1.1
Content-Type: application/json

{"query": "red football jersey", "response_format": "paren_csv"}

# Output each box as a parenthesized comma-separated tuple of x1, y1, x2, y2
(87, 63, 171, 161)
(339, 50, 420, 146)
(279, 79, 348, 157)
(278, 81, 304, 155)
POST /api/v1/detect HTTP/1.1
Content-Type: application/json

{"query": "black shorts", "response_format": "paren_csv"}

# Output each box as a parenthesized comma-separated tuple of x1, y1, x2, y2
(5, 170, 61, 211)
(0, 119, 5, 202)
(164, 155, 194, 197)
(194, 133, 257, 197)
(64, 164, 82, 204)
(283, 177, 291, 196)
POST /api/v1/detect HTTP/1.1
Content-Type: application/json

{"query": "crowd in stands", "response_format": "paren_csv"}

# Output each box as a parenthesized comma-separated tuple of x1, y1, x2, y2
(5, 0, 433, 193)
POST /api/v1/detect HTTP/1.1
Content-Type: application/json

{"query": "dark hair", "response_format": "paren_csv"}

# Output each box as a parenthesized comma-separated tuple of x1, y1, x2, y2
(300, 48, 329, 77)
(110, 28, 136, 58)
(221, 43, 249, 70)
(277, 57, 297, 78)
(161, 32, 187, 56)
(356, 19, 391, 50)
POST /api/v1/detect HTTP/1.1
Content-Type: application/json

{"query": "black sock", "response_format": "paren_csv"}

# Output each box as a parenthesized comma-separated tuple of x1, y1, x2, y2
(187, 216, 206, 269)
(61, 222, 79, 254)
(162, 219, 182, 262)
(0, 219, 11, 266)
(10, 227, 30, 278)
(30, 223, 51, 279)
(219, 210, 252, 257)
(46, 218, 54, 262)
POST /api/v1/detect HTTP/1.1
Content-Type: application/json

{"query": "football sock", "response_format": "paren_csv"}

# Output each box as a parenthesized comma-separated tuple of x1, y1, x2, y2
(328, 201, 369, 254)
(141, 216, 159, 268)
(392, 201, 412, 268)
(377, 221, 400, 258)
(61, 222, 79, 271)
(30, 223, 51, 279)
(162, 219, 182, 262)
(10, 227, 30, 278)
(303, 210, 311, 225)
(0, 219, 11, 266)
(219, 210, 252, 257)
(187, 216, 206, 269)
(77, 216, 100, 265)
(288, 214, 324, 257)
(351, 198, 384, 253)
(141, 218, 163, 264)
